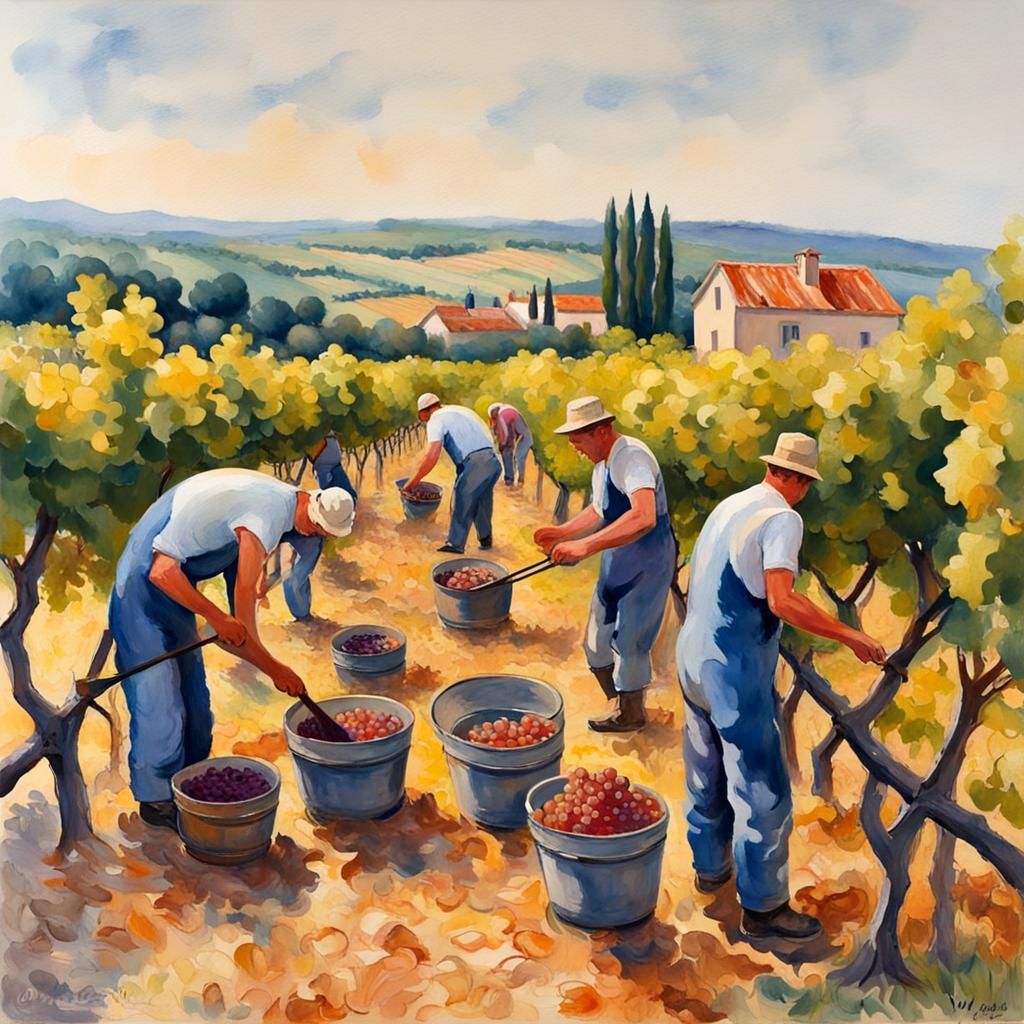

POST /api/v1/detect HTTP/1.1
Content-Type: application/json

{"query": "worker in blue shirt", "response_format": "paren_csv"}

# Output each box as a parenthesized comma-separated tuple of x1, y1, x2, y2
(403, 393, 502, 554)
(678, 433, 886, 940)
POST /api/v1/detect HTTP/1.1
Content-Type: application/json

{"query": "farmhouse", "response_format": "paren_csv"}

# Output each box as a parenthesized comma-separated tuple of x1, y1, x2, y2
(505, 293, 608, 333)
(418, 303, 525, 350)
(692, 248, 903, 358)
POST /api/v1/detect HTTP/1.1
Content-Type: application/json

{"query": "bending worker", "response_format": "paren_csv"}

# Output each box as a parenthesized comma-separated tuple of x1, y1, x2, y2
(488, 402, 534, 487)
(109, 468, 354, 830)
(677, 433, 886, 940)
(534, 396, 675, 732)
(403, 393, 501, 554)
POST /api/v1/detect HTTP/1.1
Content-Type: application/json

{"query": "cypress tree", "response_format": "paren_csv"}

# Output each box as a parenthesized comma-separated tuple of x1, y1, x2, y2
(492, 296, 501, 307)
(635, 193, 656, 339)
(654, 204, 675, 334)
(543, 278, 555, 326)
(601, 197, 619, 328)
(618, 192, 638, 331)
(528, 284, 538, 320)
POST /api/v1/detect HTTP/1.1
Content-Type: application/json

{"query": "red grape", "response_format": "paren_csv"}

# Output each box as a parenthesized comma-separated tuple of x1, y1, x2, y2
(180, 765, 271, 803)
(531, 766, 663, 835)
(295, 707, 404, 743)
(404, 483, 441, 503)
(435, 567, 499, 590)
(466, 713, 557, 748)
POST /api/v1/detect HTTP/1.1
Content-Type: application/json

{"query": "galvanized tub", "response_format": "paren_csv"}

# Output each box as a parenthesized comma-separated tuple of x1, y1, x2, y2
(431, 675, 564, 828)
(395, 477, 443, 521)
(171, 755, 281, 865)
(284, 695, 414, 822)
(432, 558, 512, 629)
(526, 776, 669, 929)
(331, 624, 407, 678)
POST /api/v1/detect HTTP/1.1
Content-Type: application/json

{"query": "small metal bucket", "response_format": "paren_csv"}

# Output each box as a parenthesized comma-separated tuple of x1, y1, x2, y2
(330, 624, 407, 678)
(396, 477, 442, 521)
(171, 756, 281, 865)
(432, 558, 512, 629)
(526, 776, 669, 929)
(431, 675, 564, 828)
(284, 695, 414, 822)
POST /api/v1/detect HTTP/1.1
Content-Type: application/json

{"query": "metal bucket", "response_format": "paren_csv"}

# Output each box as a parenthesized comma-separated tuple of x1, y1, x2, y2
(431, 675, 564, 828)
(396, 477, 442, 521)
(171, 756, 281, 865)
(526, 776, 669, 929)
(284, 695, 414, 822)
(331, 624, 407, 677)
(432, 558, 512, 629)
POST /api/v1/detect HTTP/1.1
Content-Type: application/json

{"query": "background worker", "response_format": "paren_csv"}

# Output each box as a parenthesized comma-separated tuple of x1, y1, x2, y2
(677, 433, 886, 941)
(109, 468, 354, 830)
(403, 393, 502, 554)
(488, 401, 534, 487)
(534, 396, 676, 732)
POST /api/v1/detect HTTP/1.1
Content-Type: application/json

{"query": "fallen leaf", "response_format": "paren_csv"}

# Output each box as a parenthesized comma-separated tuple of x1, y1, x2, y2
(512, 930, 555, 959)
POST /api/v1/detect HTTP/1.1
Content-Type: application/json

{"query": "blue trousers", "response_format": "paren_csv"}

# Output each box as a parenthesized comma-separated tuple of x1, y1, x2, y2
(448, 449, 501, 550)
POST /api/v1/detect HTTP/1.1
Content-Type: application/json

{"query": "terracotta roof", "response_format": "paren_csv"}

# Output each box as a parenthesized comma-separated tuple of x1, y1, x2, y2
(422, 304, 524, 333)
(711, 262, 903, 315)
(553, 294, 605, 312)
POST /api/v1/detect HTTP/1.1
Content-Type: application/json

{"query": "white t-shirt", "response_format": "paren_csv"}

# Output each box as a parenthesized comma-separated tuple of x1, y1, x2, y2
(591, 436, 669, 517)
(426, 405, 495, 464)
(153, 469, 297, 561)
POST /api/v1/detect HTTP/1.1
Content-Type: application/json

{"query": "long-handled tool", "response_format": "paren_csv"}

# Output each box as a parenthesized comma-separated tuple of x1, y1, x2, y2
(75, 632, 352, 742)
(472, 557, 558, 592)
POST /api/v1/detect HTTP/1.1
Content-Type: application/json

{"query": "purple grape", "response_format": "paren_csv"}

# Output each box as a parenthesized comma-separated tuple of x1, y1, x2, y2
(181, 765, 271, 802)
(339, 632, 401, 656)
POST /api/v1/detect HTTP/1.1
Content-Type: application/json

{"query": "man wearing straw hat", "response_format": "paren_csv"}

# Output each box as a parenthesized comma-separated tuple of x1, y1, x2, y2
(534, 396, 676, 732)
(404, 393, 502, 554)
(677, 433, 886, 940)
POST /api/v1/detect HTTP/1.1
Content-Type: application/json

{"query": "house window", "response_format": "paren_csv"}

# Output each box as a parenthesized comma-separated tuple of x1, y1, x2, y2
(714, 287, 722, 311)
(711, 329, 719, 351)
(860, 331, 871, 348)
(781, 323, 800, 347)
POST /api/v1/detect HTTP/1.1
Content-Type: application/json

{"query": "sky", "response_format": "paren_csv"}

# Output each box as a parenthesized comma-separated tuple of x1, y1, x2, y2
(0, 0, 1021, 246)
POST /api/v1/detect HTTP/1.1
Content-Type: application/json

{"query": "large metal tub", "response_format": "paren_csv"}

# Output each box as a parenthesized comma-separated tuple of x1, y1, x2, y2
(432, 558, 511, 629)
(526, 777, 669, 929)
(284, 695, 414, 822)
(431, 675, 564, 828)
(171, 756, 281, 865)
(396, 477, 442, 521)
(331, 624, 407, 677)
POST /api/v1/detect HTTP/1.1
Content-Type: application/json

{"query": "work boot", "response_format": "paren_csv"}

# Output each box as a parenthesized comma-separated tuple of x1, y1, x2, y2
(437, 544, 464, 554)
(589, 690, 647, 732)
(590, 664, 617, 700)
(479, 536, 493, 550)
(695, 867, 733, 893)
(741, 902, 823, 940)
(139, 800, 179, 831)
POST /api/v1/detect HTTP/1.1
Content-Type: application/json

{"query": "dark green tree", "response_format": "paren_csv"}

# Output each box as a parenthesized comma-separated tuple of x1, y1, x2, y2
(543, 278, 555, 326)
(601, 197, 619, 328)
(635, 193, 656, 339)
(528, 284, 538, 321)
(654, 205, 675, 334)
(618, 192, 638, 331)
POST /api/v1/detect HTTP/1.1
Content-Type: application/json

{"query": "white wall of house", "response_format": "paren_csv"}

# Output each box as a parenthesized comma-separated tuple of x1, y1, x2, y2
(505, 301, 534, 328)
(733, 310, 901, 356)
(554, 310, 607, 333)
(419, 311, 451, 343)
(692, 266, 738, 357)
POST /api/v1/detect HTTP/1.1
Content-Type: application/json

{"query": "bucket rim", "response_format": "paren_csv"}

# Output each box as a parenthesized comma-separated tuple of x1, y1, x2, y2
(284, 694, 415, 746)
(330, 624, 407, 656)
(525, 774, 669, 843)
(430, 674, 565, 735)
(395, 476, 443, 502)
(431, 558, 509, 592)
(171, 755, 281, 809)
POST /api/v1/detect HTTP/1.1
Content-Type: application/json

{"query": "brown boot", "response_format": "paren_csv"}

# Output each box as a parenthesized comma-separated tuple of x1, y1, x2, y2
(590, 664, 617, 700)
(589, 690, 647, 732)
(741, 902, 822, 940)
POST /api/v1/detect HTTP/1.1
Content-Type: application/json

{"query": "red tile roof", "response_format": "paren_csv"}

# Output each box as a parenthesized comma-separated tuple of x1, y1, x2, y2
(423, 304, 524, 333)
(553, 294, 605, 312)
(713, 262, 903, 315)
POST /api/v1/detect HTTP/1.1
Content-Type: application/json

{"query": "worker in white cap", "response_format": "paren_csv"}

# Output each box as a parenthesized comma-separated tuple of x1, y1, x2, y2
(488, 402, 534, 487)
(677, 433, 885, 941)
(404, 393, 502, 554)
(534, 396, 677, 732)
(109, 467, 355, 830)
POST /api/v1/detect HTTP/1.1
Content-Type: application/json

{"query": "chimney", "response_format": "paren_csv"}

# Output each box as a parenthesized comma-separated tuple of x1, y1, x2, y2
(464, 287, 475, 310)
(795, 248, 821, 287)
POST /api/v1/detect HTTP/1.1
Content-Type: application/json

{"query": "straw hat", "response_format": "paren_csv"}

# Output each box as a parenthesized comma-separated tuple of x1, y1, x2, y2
(308, 488, 356, 537)
(554, 396, 615, 434)
(760, 432, 822, 480)
(416, 392, 442, 412)
(487, 402, 502, 417)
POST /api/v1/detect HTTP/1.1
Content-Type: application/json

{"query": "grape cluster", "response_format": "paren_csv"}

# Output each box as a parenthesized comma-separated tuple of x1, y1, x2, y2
(531, 767, 664, 835)
(339, 633, 401, 655)
(404, 484, 441, 503)
(466, 714, 557, 748)
(180, 765, 271, 803)
(435, 567, 499, 590)
(295, 707, 404, 742)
